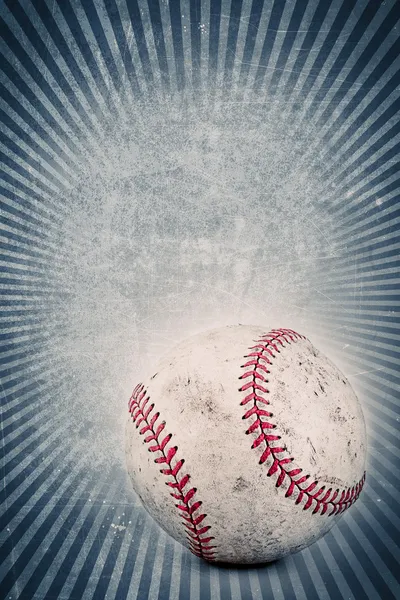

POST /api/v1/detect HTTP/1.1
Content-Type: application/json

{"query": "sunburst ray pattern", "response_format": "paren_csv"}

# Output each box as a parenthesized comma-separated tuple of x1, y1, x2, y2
(1, 0, 399, 598)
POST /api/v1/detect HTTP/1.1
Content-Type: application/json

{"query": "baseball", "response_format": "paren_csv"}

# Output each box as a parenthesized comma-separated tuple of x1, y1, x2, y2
(125, 325, 367, 564)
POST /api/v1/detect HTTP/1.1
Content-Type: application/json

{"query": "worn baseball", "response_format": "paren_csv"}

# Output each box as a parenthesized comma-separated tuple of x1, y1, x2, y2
(125, 325, 367, 564)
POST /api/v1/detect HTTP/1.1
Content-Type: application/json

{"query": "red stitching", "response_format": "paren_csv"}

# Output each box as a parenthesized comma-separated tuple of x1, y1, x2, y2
(240, 328, 366, 516)
(128, 384, 216, 560)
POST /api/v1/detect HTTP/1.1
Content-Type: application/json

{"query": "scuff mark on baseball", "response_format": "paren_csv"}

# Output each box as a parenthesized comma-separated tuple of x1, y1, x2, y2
(125, 325, 367, 564)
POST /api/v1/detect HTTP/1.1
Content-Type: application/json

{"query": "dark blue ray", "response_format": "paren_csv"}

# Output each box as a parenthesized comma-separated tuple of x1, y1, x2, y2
(16, 476, 101, 599)
(327, 281, 400, 295)
(326, 176, 400, 221)
(238, 0, 265, 89)
(0, 238, 57, 261)
(296, 0, 358, 104)
(0, 406, 65, 466)
(92, 504, 138, 600)
(253, 0, 286, 92)
(324, 529, 395, 600)
(326, 66, 400, 164)
(55, 0, 140, 99)
(190, 0, 202, 90)
(67, 498, 127, 599)
(0, 473, 97, 597)
(369, 456, 400, 495)
(255, 565, 274, 600)
(275, 559, 296, 598)
(30, 0, 108, 119)
(326, 121, 400, 185)
(0, 171, 62, 214)
(0, 82, 78, 171)
(0, 277, 55, 288)
(0, 309, 46, 320)
(79, 0, 127, 99)
(157, 535, 175, 600)
(0, 376, 52, 407)
(334, 218, 400, 253)
(134, 521, 163, 600)
(358, 476, 400, 545)
(103, 0, 142, 97)
(237, 569, 252, 599)
(351, 507, 400, 583)
(3, 1, 97, 133)
(0, 48, 85, 146)
(2, 398, 53, 440)
(107, 511, 147, 600)
(322, 310, 400, 329)
(322, 73, 400, 164)
(0, 445, 74, 533)
(267, 0, 311, 97)
(317, 2, 400, 127)
(169, 0, 185, 91)
(198, 558, 212, 600)
(282, 0, 334, 99)
(290, 552, 322, 600)
(1, 140, 68, 192)
(337, 154, 400, 202)
(304, 0, 384, 123)
(369, 418, 400, 449)
(308, 543, 344, 599)
(125, 0, 155, 88)
(335, 227, 400, 255)
(208, 0, 222, 84)
(1, 131, 71, 189)
(345, 320, 400, 337)
(146, 0, 171, 90)
(0, 213, 54, 242)
(0, 197, 56, 229)
(223, 0, 243, 93)
(179, 546, 192, 599)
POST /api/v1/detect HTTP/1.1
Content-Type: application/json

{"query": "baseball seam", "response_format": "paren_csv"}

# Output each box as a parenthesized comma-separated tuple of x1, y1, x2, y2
(239, 328, 366, 516)
(128, 384, 216, 560)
